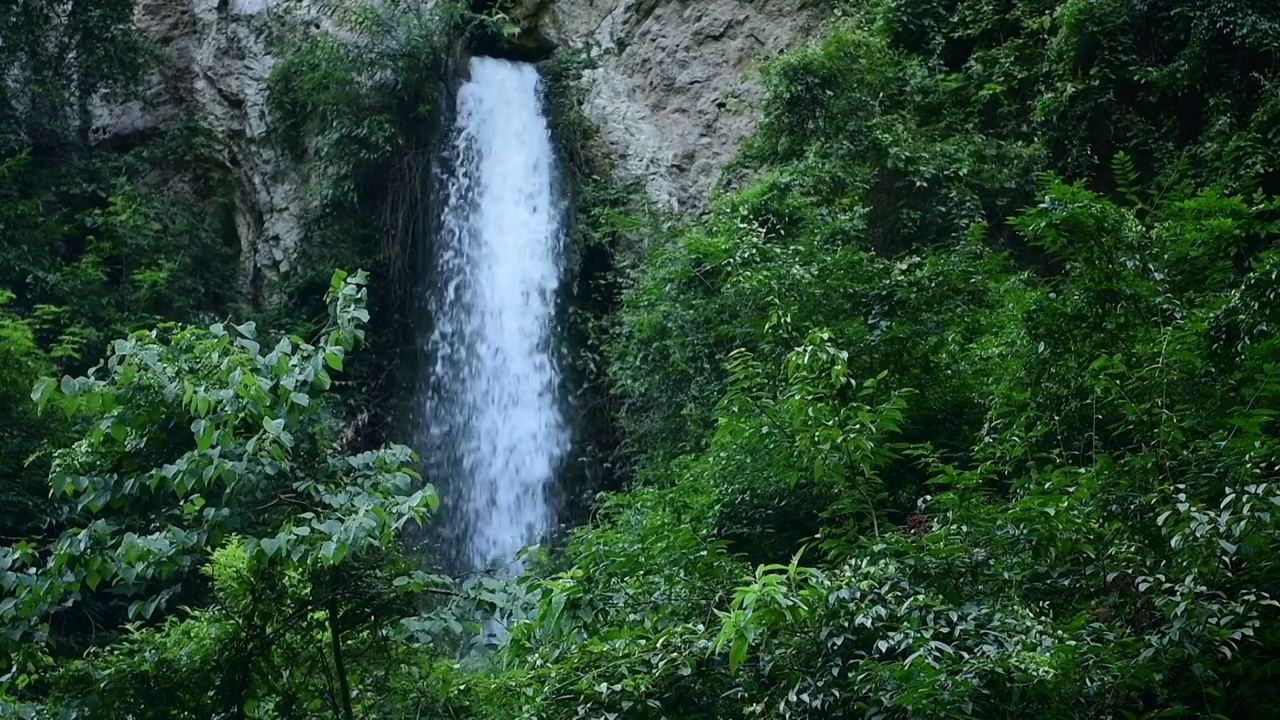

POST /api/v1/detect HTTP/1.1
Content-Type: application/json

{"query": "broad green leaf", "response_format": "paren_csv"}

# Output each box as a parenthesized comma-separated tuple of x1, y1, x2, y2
(729, 634, 749, 670)
(30, 377, 56, 406)
(264, 417, 286, 437)
(192, 418, 215, 451)
(261, 537, 281, 557)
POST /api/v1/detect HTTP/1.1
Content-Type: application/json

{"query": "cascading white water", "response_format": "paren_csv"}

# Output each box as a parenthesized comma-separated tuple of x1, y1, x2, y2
(425, 57, 568, 575)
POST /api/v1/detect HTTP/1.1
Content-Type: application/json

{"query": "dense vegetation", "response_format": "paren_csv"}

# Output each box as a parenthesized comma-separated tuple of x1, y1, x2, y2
(5, 0, 1280, 717)
(466, 0, 1280, 716)
(1, 1, 236, 555)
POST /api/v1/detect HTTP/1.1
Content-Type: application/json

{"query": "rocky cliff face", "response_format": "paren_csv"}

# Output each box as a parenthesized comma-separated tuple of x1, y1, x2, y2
(541, 0, 825, 213)
(93, 0, 316, 302)
(99, 0, 824, 291)
(189, 0, 315, 301)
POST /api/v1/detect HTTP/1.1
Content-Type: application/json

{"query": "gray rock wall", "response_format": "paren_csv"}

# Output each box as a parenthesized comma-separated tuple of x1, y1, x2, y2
(93, 0, 320, 302)
(190, 0, 310, 300)
(542, 0, 825, 213)
(89, 0, 196, 143)
(98, 0, 825, 294)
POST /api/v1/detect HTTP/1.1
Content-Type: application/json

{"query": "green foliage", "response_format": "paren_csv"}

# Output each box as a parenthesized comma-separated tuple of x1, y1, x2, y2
(1, 1, 238, 578)
(266, 0, 463, 210)
(712, 336, 911, 558)
(267, 1, 455, 199)
(0, 291, 57, 539)
(424, 0, 1280, 717)
(10, 0, 1280, 716)
(0, 272, 460, 716)
(539, 46, 661, 515)
(540, 49, 602, 177)
(452, 180, 1280, 719)
(609, 193, 1007, 475)
(0, 0, 146, 150)
(0, 139, 238, 551)
(1, 138, 234, 353)
(262, 0, 465, 426)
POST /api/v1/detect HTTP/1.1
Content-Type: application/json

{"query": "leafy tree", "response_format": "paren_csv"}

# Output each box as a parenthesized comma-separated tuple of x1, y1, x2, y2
(1, 0, 237, 565)
(0, 290, 57, 539)
(0, 0, 144, 151)
(1, 271, 447, 716)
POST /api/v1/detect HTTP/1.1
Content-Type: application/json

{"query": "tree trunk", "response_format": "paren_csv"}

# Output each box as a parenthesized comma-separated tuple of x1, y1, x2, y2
(327, 598, 355, 720)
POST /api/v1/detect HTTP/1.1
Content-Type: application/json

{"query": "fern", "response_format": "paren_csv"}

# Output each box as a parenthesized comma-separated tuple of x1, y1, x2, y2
(1112, 151, 1144, 209)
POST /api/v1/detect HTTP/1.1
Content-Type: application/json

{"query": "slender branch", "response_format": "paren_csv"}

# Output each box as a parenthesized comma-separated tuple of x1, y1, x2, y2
(328, 596, 356, 720)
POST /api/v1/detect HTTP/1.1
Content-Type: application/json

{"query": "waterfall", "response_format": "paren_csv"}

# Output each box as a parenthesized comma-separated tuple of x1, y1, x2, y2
(422, 57, 568, 575)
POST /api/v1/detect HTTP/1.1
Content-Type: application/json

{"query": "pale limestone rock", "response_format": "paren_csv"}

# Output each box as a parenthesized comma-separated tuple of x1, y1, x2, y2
(90, 0, 196, 143)
(543, 0, 826, 213)
(94, 0, 335, 301)
(99, 0, 824, 296)
(190, 0, 311, 299)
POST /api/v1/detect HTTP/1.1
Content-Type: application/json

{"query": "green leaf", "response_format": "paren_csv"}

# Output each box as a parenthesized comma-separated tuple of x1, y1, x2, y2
(30, 376, 56, 406)
(317, 519, 343, 535)
(729, 633, 749, 670)
(321, 540, 348, 565)
(85, 565, 101, 591)
(261, 537, 281, 557)
(192, 418, 215, 451)
(423, 485, 441, 512)
(264, 417, 286, 437)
